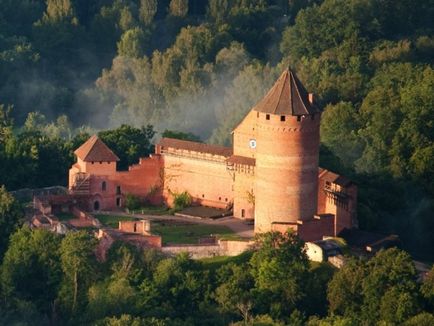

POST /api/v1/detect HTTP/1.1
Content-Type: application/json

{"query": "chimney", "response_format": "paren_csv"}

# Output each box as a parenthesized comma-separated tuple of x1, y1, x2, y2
(308, 93, 314, 104)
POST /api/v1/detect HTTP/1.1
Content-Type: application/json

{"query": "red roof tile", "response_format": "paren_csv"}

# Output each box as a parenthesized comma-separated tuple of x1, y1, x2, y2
(74, 135, 120, 162)
(226, 155, 256, 166)
(319, 168, 353, 187)
(158, 138, 233, 157)
(253, 68, 321, 116)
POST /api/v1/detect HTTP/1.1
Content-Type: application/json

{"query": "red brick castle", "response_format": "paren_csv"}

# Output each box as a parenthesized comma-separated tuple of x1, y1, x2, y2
(69, 69, 357, 241)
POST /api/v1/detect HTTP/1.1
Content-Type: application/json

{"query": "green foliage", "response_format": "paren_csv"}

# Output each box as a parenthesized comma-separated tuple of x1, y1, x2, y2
(125, 193, 142, 211)
(250, 231, 309, 319)
(172, 191, 192, 210)
(99, 124, 155, 170)
(327, 248, 421, 324)
(117, 27, 147, 58)
(162, 129, 201, 142)
(169, 0, 189, 18)
(0, 185, 23, 258)
(1, 227, 61, 317)
(139, 0, 158, 26)
(59, 231, 98, 315)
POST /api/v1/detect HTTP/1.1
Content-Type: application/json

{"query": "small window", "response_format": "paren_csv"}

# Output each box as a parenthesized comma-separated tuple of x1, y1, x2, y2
(107, 162, 110, 164)
(116, 186, 121, 195)
(99, 161, 102, 164)
(133, 223, 137, 232)
(202, 194, 205, 198)
(116, 197, 121, 207)
(256, 112, 259, 118)
(225, 198, 228, 202)
(102, 181, 106, 191)
(219, 197, 221, 201)
(266, 114, 270, 120)
(91, 161, 94, 164)
(280, 115, 286, 122)
(297, 116, 301, 122)
(241, 209, 245, 218)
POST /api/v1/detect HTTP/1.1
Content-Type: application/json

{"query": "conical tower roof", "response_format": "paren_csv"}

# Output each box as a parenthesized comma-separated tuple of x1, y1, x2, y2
(253, 68, 321, 116)
(74, 135, 120, 162)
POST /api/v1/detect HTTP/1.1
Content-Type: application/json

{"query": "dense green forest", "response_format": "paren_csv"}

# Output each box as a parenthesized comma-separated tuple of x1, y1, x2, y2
(0, 2, 433, 323)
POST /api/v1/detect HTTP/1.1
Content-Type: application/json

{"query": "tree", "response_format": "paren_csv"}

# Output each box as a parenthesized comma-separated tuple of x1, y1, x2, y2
(320, 102, 363, 168)
(421, 266, 434, 305)
(162, 129, 201, 142)
(59, 231, 97, 315)
(327, 258, 365, 318)
(361, 248, 420, 324)
(1, 227, 61, 317)
(139, 0, 158, 26)
(151, 253, 210, 318)
(98, 124, 156, 170)
(117, 27, 147, 58)
(250, 231, 309, 319)
(0, 186, 22, 258)
(169, 0, 188, 17)
(215, 263, 255, 319)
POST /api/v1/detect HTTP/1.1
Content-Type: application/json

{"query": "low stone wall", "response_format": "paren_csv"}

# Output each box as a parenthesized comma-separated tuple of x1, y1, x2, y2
(162, 239, 254, 259)
(71, 207, 101, 227)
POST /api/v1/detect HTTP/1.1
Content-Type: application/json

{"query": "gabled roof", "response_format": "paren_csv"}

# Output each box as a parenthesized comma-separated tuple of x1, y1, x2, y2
(158, 138, 233, 157)
(253, 68, 321, 116)
(74, 135, 120, 162)
(319, 168, 353, 187)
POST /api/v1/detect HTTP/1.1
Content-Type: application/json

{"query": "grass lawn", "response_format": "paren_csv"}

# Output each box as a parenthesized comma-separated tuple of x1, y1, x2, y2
(127, 205, 170, 216)
(95, 214, 139, 228)
(56, 212, 75, 221)
(151, 222, 235, 244)
(200, 251, 253, 271)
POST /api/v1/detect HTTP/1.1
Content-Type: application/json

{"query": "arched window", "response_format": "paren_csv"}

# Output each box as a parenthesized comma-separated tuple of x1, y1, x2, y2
(102, 181, 106, 191)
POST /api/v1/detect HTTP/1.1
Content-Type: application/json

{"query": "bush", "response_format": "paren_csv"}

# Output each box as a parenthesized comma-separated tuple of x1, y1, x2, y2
(173, 191, 192, 210)
(125, 193, 142, 210)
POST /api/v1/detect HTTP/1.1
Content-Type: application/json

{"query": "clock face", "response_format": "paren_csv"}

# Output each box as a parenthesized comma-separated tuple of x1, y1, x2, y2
(249, 139, 257, 149)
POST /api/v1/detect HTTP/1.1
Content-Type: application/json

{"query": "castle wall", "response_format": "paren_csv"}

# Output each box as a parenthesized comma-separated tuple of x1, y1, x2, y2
(233, 110, 257, 158)
(162, 153, 233, 208)
(233, 168, 255, 219)
(317, 173, 358, 235)
(118, 220, 151, 234)
(254, 111, 321, 233)
(79, 158, 117, 175)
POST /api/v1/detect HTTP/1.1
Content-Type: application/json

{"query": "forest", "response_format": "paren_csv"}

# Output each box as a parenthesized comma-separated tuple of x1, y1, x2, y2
(0, 0, 433, 323)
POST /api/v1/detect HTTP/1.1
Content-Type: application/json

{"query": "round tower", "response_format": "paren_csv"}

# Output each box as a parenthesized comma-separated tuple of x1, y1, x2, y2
(253, 69, 321, 233)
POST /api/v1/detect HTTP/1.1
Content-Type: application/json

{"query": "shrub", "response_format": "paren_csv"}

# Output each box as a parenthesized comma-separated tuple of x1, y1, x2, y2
(125, 193, 141, 210)
(173, 191, 192, 210)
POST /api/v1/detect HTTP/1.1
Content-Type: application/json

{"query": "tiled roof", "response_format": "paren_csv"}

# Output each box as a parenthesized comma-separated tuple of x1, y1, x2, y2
(74, 135, 120, 162)
(319, 168, 352, 187)
(226, 155, 256, 166)
(253, 68, 321, 116)
(158, 138, 233, 157)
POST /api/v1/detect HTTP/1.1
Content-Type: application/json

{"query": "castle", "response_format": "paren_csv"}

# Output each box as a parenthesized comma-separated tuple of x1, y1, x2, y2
(69, 69, 357, 242)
